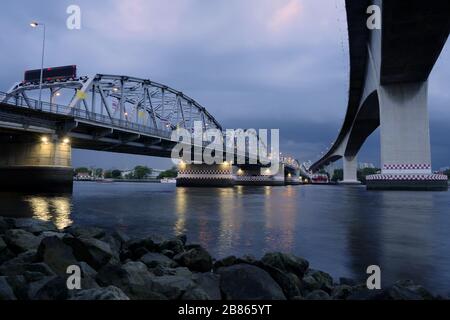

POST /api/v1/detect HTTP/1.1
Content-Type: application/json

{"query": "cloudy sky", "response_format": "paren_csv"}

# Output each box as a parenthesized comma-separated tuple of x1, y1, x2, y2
(1, 0, 449, 170)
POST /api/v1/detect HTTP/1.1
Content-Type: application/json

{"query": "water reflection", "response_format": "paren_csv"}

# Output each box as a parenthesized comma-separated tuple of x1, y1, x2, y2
(1, 182, 449, 294)
(0, 193, 73, 229)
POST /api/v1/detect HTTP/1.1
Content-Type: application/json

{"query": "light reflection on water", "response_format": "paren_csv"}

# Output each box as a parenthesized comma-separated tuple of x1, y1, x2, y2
(1, 182, 449, 295)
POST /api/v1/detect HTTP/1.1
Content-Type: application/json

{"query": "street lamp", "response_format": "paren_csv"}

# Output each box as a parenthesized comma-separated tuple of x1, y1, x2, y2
(30, 21, 46, 109)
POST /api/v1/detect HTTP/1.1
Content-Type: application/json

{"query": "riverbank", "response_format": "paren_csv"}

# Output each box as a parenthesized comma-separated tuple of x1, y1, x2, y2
(0, 217, 443, 300)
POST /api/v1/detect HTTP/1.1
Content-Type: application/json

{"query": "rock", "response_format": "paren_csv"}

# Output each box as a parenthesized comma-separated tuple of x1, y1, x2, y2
(29, 276, 68, 300)
(177, 235, 187, 246)
(141, 252, 177, 268)
(174, 246, 213, 272)
(0, 250, 37, 276)
(159, 238, 184, 255)
(182, 288, 210, 300)
(79, 261, 97, 278)
(37, 236, 78, 275)
(3, 229, 41, 253)
(66, 226, 106, 239)
(5, 275, 28, 300)
(214, 256, 237, 269)
(121, 237, 157, 260)
(112, 230, 131, 245)
(331, 285, 353, 300)
(259, 264, 301, 299)
(0, 217, 14, 234)
(300, 269, 334, 294)
(379, 280, 434, 300)
(0, 276, 16, 300)
(0, 237, 6, 252)
(161, 250, 175, 258)
(69, 286, 130, 300)
(339, 277, 357, 286)
(153, 266, 193, 278)
(0, 248, 15, 265)
(13, 219, 57, 234)
(64, 236, 113, 270)
(149, 275, 196, 299)
(192, 273, 221, 300)
(261, 252, 309, 278)
(305, 289, 331, 300)
(96, 261, 162, 300)
(26, 263, 56, 276)
(217, 264, 286, 300)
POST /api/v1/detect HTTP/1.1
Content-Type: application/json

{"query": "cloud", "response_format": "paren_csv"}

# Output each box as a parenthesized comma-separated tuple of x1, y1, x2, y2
(268, 0, 302, 33)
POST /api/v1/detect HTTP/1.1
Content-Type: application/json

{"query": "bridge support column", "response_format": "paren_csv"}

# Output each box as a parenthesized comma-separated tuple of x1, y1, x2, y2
(176, 163, 234, 187)
(285, 169, 301, 185)
(340, 155, 361, 185)
(0, 136, 73, 192)
(367, 82, 447, 191)
(234, 164, 285, 186)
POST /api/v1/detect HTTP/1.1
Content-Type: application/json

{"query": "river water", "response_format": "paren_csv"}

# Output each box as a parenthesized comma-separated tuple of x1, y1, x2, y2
(1, 182, 449, 295)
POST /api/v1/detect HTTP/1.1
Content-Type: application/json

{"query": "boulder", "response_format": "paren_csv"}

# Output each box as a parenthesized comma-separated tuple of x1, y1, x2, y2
(96, 261, 163, 300)
(379, 280, 434, 300)
(159, 238, 185, 255)
(0, 217, 14, 234)
(0, 250, 37, 276)
(331, 285, 353, 300)
(13, 219, 57, 234)
(192, 273, 221, 300)
(174, 246, 213, 272)
(148, 275, 196, 299)
(213, 256, 237, 270)
(64, 236, 113, 270)
(177, 234, 187, 246)
(66, 226, 106, 239)
(70, 286, 130, 300)
(217, 264, 286, 300)
(28, 276, 68, 300)
(305, 289, 331, 300)
(0, 276, 16, 300)
(37, 236, 78, 275)
(300, 269, 334, 294)
(152, 266, 192, 278)
(40, 231, 66, 239)
(259, 264, 301, 299)
(3, 229, 41, 253)
(0, 237, 6, 252)
(141, 252, 177, 268)
(260, 252, 309, 278)
(4, 275, 28, 300)
(182, 288, 210, 300)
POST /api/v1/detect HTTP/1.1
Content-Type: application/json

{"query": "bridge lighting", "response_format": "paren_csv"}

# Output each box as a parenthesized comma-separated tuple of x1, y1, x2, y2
(41, 136, 49, 144)
(30, 21, 38, 28)
(55, 92, 61, 97)
(112, 87, 119, 92)
(62, 138, 70, 144)
(237, 168, 243, 175)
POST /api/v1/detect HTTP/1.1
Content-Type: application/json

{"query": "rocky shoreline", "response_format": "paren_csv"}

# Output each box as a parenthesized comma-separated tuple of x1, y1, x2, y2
(0, 217, 442, 300)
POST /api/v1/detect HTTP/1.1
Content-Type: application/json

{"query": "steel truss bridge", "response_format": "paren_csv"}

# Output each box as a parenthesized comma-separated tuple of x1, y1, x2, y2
(1, 73, 299, 170)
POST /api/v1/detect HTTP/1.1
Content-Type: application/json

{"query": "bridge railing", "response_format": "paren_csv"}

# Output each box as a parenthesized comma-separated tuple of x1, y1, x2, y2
(0, 91, 172, 139)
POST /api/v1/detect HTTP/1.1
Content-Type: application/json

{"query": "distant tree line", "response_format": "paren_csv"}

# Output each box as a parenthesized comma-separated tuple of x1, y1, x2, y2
(331, 167, 380, 184)
(74, 165, 178, 180)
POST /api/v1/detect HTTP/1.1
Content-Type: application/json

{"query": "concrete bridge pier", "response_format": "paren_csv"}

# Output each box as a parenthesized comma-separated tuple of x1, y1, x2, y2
(340, 155, 361, 185)
(176, 163, 234, 187)
(234, 164, 285, 186)
(366, 82, 448, 191)
(285, 168, 301, 185)
(0, 135, 73, 192)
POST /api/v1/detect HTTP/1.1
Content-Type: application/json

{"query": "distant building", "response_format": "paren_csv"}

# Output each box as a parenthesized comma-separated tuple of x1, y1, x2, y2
(359, 162, 375, 169)
(76, 172, 92, 180)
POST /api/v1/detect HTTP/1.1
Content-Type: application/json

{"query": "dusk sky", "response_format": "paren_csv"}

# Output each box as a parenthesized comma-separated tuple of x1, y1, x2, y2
(1, 0, 449, 170)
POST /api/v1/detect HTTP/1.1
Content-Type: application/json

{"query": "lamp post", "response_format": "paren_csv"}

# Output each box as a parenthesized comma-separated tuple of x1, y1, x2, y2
(30, 21, 46, 109)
